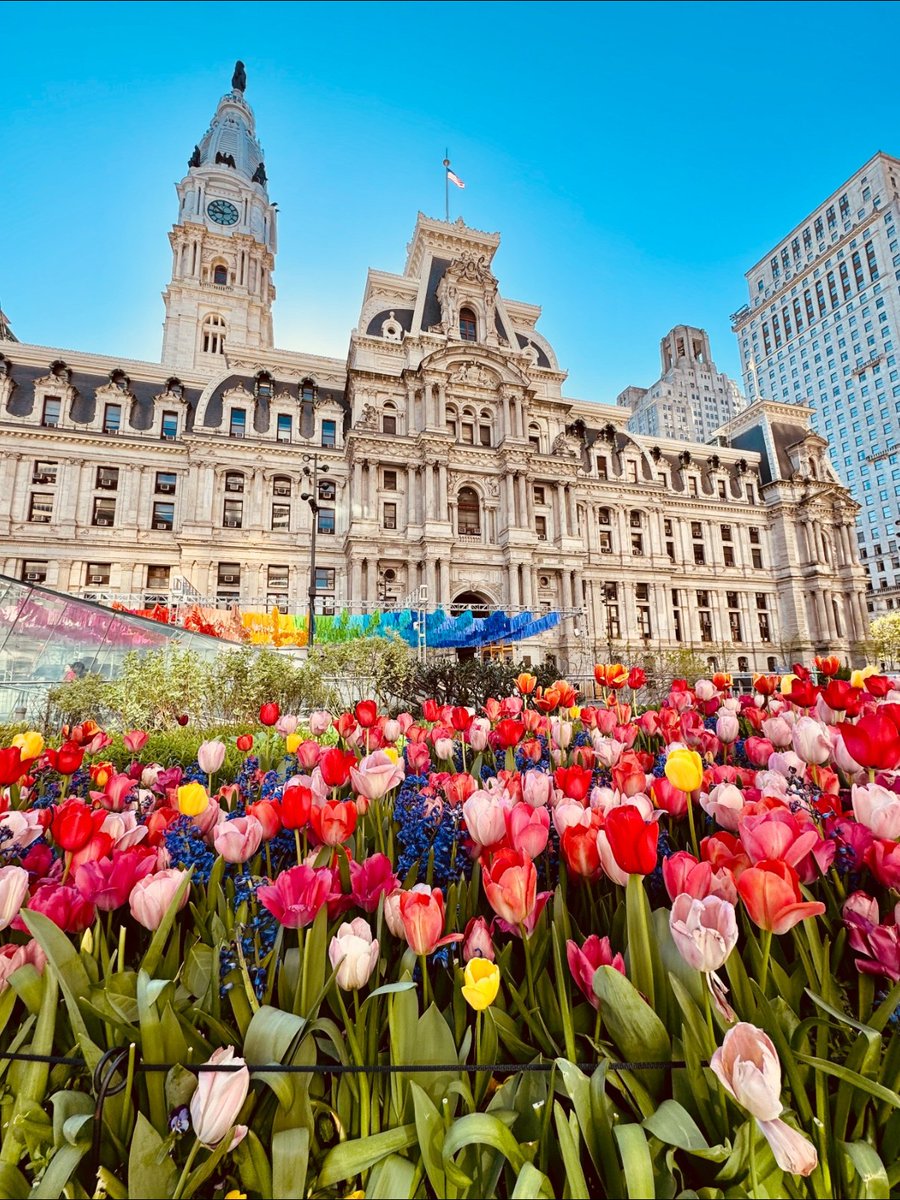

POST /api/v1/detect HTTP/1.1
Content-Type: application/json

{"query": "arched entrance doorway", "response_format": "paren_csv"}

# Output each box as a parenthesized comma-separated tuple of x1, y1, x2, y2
(450, 591, 494, 661)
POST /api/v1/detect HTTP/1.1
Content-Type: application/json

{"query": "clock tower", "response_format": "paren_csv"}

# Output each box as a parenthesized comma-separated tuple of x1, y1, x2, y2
(161, 62, 277, 372)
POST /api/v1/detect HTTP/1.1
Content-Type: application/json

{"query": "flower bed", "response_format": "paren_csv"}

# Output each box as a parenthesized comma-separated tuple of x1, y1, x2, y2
(0, 660, 898, 1197)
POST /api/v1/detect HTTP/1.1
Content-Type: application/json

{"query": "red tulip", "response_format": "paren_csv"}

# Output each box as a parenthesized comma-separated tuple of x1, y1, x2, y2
(650, 776, 689, 817)
(355, 700, 378, 728)
(280, 784, 312, 830)
(259, 702, 280, 727)
(449, 706, 473, 733)
(837, 712, 900, 771)
(318, 748, 357, 789)
(483, 848, 538, 927)
(51, 801, 96, 853)
(561, 823, 602, 879)
(236, 734, 254, 752)
(398, 886, 461, 955)
(867, 839, 900, 889)
(821, 680, 863, 715)
(753, 675, 779, 696)
(494, 719, 525, 749)
(0, 747, 33, 787)
(814, 655, 841, 677)
(603, 804, 659, 875)
(176, 714, 189, 726)
(627, 667, 647, 690)
(405, 742, 431, 774)
(308, 799, 357, 845)
(786, 679, 819, 708)
(246, 799, 282, 840)
(45, 742, 85, 776)
(25, 881, 95, 933)
(737, 859, 826, 934)
(864, 675, 894, 698)
(611, 750, 648, 798)
(258, 864, 332, 928)
(553, 764, 593, 802)
(566, 935, 626, 1007)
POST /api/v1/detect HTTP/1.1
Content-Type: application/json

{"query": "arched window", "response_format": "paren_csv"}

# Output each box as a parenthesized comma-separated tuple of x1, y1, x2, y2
(478, 410, 492, 447)
(459, 307, 477, 341)
(255, 371, 273, 400)
(458, 486, 481, 536)
(528, 423, 542, 452)
(201, 314, 226, 354)
(301, 379, 316, 403)
(213, 265, 228, 286)
(225, 471, 244, 494)
(446, 405, 458, 439)
(630, 510, 643, 528)
(382, 403, 397, 435)
(461, 407, 476, 445)
(272, 475, 291, 498)
(737, 656, 749, 672)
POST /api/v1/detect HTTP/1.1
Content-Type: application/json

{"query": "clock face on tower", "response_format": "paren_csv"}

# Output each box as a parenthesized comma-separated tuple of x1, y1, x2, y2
(207, 199, 239, 226)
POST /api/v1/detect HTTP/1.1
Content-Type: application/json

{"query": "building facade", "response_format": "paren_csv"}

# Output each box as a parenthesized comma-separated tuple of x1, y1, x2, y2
(732, 153, 900, 618)
(616, 325, 745, 441)
(0, 66, 869, 672)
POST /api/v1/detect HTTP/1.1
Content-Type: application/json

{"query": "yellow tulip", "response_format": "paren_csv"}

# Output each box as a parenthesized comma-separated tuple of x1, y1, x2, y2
(461, 958, 500, 1011)
(664, 748, 704, 793)
(779, 673, 797, 695)
(850, 665, 877, 689)
(12, 731, 44, 760)
(285, 733, 302, 754)
(383, 747, 400, 764)
(177, 782, 209, 816)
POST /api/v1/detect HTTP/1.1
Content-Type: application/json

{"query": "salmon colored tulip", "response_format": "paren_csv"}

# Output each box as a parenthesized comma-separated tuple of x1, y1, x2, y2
(398, 886, 460, 955)
(482, 848, 538, 927)
(737, 859, 826, 934)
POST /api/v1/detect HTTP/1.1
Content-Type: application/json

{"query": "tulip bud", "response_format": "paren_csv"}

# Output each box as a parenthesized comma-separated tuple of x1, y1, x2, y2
(197, 740, 226, 776)
(461, 915, 495, 962)
(190, 1047, 250, 1147)
(328, 918, 379, 989)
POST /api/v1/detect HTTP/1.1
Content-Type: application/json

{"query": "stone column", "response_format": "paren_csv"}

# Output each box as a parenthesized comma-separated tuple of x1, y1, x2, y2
(508, 562, 520, 606)
(366, 558, 377, 604)
(352, 460, 363, 520)
(505, 473, 516, 529)
(517, 474, 527, 529)
(438, 464, 448, 520)
(561, 570, 573, 610)
(351, 559, 362, 603)
(556, 483, 568, 539)
(426, 558, 437, 603)
(440, 559, 451, 604)
(522, 563, 534, 609)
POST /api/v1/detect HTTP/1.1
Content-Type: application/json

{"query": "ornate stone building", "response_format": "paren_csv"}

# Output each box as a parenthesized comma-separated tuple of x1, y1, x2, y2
(0, 66, 869, 671)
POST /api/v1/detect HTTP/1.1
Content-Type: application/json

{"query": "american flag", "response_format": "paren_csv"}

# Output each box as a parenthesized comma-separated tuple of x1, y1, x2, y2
(447, 168, 465, 189)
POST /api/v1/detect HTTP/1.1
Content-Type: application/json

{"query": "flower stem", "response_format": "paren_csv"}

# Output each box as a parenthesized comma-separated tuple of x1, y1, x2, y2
(420, 954, 430, 1008)
(172, 1136, 201, 1200)
(520, 927, 537, 1010)
(685, 788, 699, 857)
(759, 927, 773, 994)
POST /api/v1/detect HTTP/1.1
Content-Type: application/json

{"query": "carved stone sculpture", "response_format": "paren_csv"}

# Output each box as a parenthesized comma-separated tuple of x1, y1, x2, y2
(232, 61, 247, 93)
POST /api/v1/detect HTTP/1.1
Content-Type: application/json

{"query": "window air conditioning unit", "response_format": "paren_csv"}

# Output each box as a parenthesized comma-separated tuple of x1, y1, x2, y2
(538, 533, 547, 541)
(25, 573, 41, 581)
(274, 486, 290, 496)
(90, 575, 105, 584)
(35, 474, 52, 484)
(162, 433, 177, 441)
(222, 574, 236, 583)
(159, 484, 174, 494)
(225, 519, 241, 527)
(153, 521, 169, 530)
(96, 518, 111, 526)
(226, 482, 241, 491)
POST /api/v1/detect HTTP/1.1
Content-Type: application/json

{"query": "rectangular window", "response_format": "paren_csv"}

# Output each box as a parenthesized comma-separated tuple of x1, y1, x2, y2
(627, 460, 638, 483)
(382, 414, 397, 435)
(266, 565, 289, 606)
(717, 480, 727, 499)
(92, 497, 116, 526)
(32, 460, 57, 484)
(691, 521, 703, 538)
(86, 563, 111, 586)
(146, 565, 170, 590)
(479, 425, 491, 446)
(637, 603, 652, 638)
(229, 409, 246, 438)
(383, 502, 397, 530)
(596, 456, 608, 479)
(720, 524, 732, 541)
(689, 477, 698, 496)
(321, 420, 337, 448)
(749, 527, 760, 543)
(664, 518, 673, 536)
(724, 545, 735, 566)
(699, 610, 713, 642)
(41, 396, 61, 427)
(318, 479, 336, 501)
(155, 471, 176, 494)
(103, 403, 122, 434)
(384, 469, 398, 490)
(758, 611, 771, 641)
(730, 611, 743, 641)
(152, 501, 175, 531)
(599, 530, 612, 553)
(315, 567, 335, 590)
(694, 544, 706, 565)
(276, 414, 292, 443)
(218, 563, 241, 587)
(631, 532, 643, 555)
(536, 514, 548, 539)
(28, 492, 53, 523)
(666, 540, 675, 561)
(752, 548, 763, 568)
(223, 499, 243, 528)
(161, 411, 179, 440)
(96, 466, 119, 490)
(271, 503, 290, 531)
(29, 560, 56, 588)
(317, 507, 336, 535)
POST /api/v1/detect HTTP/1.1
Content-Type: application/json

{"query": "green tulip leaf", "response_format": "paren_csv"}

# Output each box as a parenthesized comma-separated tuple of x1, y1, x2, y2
(643, 1099, 730, 1160)
(842, 1139, 889, 1199)
(366, 1153, 420, 1199)
(317, 1124, 418, 1187)
(592, 965, 671, 1094)
(272, 1127, 309, 1199)
(511, 1162, 555, 1198)
(441, 1112, 530, 1188)
(127, 1112, 178, 1200)
(614, 1123, 655, 1199)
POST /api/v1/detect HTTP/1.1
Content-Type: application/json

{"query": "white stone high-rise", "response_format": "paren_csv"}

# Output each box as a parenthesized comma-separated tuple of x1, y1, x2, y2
(617, 325, 745, 441)
(161, 62, 277, 372)
(732, 153, 900, 615)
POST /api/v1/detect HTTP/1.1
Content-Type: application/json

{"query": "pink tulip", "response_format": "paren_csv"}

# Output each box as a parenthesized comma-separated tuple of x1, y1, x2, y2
(761, 716, 793, 748)
(123, 730, 149, 754)
(700, 783, 746, 832)
(768, 750, 806, 778)
(868, 838, 900, 888)
(521, 770, 553, 808)
(843, 892, 900, 981)
(593, 737, 625, 769)
(669, 893, 738, 973)
(0, 810, 45, 852)
(468, 717, 490, 752)
(349, 853, 399, 913)
(350, 750, 405, 800)
(851, 783, 900, 841)
(694, 679, 717, 701)
(463, 790, 508, 850)
(553, 801, 590, 838)
(91, 772, 137, 812)
(276, 714, 299, 737)
(738, 810, 819, 868)
(790, 716, 831, 765)
(382, 719, 401, 743)
(258, 865, 332, 928)
(566, 935, 626, 1008)
(129, 867, 190, 929)
(433, 737, 454, 761)
(505, 802, 550, 858)
(75, 849, 156, 911)
(190, 1046, 249, 1148)
(710, 1024, 818, 1176)
(295, 740, 321, 769)
(0, 939, 46, 991)
(213, 815, 263, 863)
(0, 866, 30, 931)
(328, 917, 379, 989)
(405, 742, 431, 774)
(462, 915, 495, 962)
(744, 737, 775, 767)
(384, 883, 430, 937)
(649, 777, 689, 817)
(307, 711, 332, 736)
(829, 726, 864, 776)
(197, 739, 226, 775)
(716, 712, 739, 743)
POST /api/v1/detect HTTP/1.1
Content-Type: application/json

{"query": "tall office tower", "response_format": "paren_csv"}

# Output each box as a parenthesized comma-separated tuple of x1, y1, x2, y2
(616, 325, 745, 441)
(732, 153, 900, 614)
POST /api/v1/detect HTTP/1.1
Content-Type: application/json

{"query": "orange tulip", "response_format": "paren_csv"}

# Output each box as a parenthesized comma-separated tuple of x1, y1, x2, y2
(515, 672, 537, 696)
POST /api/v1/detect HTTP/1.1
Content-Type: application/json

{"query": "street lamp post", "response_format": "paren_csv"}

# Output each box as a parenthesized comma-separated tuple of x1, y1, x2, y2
(300, 455, 319, 649)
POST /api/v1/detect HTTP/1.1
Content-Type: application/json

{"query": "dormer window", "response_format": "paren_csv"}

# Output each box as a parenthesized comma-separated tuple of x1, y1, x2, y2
(255, 372, 273, 400)
(459, 307, 477, 341)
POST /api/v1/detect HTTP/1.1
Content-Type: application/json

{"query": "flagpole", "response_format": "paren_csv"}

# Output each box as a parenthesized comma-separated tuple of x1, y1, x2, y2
(443, 149, 450, 222)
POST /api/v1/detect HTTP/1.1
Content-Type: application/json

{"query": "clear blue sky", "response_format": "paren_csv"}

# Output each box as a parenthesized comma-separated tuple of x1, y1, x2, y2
(4, 0, 900, 401)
